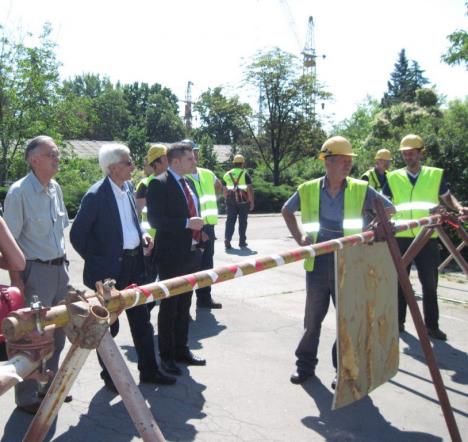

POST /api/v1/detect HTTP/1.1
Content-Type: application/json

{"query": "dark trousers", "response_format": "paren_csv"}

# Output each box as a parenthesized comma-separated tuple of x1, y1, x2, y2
(99, 253, 158, 380)
(397, 237, 440, 329)
(196, 224, 215, 305)
(158, 249, 202, 360)
(225, 202, 249, 243)
(295, 253, 337, 374)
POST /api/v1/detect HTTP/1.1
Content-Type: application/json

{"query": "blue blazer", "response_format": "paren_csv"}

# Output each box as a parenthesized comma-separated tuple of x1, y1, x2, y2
(70, 176, 144, 290)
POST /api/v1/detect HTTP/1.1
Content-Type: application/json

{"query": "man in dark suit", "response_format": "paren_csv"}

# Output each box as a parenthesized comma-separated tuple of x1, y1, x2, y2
(146, 142, 206, 375)
(70, 143, 176, 392)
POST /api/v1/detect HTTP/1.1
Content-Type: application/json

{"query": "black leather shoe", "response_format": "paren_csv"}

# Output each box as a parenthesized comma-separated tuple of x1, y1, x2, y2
(427, 328, 447, 341)
(100, 372, 118, 393)
(140, 370, 176, 385)
(161, 359, 183, 375)
(331, 375, 337, 390)
(197, 300, 223, 309)
(290, 370, 314, 385)
(175, 352, 206, 366)
(17, 402, 41, 415)
(224, 240, 232, 250)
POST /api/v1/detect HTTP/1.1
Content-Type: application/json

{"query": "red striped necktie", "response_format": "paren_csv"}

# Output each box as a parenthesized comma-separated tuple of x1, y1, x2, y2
(180, 178, 201, 243)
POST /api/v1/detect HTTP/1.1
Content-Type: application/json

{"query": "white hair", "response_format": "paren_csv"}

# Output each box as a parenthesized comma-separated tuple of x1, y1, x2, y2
(98, 143, 130, 175)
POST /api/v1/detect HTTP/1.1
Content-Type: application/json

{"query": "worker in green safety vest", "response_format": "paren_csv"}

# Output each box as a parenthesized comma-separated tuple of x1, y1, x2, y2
(223, 154, 254, 250)
(183, 139, 223, 309)
(360, 148, 392, 192)
(135, 144, 168, 282)
(282, 136, 394, 389)
(383, 134, 467, 341)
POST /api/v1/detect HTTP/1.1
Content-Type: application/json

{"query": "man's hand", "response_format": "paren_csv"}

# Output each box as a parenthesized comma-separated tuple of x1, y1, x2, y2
(188, 217, 204, 231)
(297, 235, 313, 247)
(142, 233, 154, 252)
(249, 201, 254, 211)
(458, 206, 468, 217)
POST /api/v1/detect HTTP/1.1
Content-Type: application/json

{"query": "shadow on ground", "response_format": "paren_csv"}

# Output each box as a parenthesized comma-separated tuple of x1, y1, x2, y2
(301, 377, 442, 441)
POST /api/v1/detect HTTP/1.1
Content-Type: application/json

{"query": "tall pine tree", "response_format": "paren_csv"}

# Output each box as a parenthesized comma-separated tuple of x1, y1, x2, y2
(381, 49, 429, 107)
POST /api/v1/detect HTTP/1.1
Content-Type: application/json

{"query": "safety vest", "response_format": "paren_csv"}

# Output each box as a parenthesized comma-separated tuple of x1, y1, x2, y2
(223, 168, 247, 191)
(140, 175, 156, 238)
(361, 168, 385, 192)
(299, 177, 368, 271)
(387, 166, 442, 238)
(187, 168, 218, 225)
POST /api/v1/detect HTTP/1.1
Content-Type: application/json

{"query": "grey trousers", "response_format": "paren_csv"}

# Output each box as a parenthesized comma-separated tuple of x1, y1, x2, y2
(15, 260, 69, 407)
(295, 253, 337, 374)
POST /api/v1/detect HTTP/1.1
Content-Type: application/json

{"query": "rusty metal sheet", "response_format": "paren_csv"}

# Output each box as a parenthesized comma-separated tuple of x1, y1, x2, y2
(333, 242, 399, 410)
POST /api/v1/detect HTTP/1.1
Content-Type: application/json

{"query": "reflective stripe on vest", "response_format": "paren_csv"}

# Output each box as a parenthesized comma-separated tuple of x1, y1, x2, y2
(361, 168, 382, 191)
(387, 166, 442, 238)
(298, 177, 368, 272)
(187, 167, 218, 225)
(223, 168, 247, 190)
(141, 175, 156, 238)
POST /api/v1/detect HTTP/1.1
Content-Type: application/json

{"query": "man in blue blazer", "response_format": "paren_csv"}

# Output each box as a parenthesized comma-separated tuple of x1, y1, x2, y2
(70, 143, 176, 392)
(147, 142, 207, 376)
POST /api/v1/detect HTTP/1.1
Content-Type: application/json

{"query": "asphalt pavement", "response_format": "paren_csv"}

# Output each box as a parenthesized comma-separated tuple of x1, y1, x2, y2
(0, 214, 467, 441)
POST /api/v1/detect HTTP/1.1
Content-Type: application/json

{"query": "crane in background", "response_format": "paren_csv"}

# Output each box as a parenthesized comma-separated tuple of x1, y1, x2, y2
(182, 80, 194, 132)
(303, 16, 326, 115)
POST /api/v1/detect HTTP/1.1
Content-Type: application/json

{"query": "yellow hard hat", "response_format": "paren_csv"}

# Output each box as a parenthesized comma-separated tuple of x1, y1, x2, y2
(375, 148, 392, 161)
(146, 144, 167, 164)
(399, 134, 424, 151)
(319, 136, 356, 160)
(233, 154, 245, 164)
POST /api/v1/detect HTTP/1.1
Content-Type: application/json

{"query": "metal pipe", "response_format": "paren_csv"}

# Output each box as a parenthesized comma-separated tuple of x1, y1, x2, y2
(436, 226, 468, 276)
(23, 304, 110, 442)
(0, 353, 50, 396)
(2, 216, 442, 345)
(97, 331, 166, 442)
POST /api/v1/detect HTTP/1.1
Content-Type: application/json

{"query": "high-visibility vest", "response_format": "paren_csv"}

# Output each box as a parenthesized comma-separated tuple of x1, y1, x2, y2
(298, 177, 368, 271)
(187, 168, 218, 225)
(361, 168, 385, 192)
(223, 168, 247, 191)
(140, 175, 156, 238)
(387, 166, 442, 238)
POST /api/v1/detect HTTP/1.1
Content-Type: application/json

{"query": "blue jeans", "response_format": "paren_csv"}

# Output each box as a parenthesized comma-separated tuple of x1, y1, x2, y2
(295, 253, 337, 374)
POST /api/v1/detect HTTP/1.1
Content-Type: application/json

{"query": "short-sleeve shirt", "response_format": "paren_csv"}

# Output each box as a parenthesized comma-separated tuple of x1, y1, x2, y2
(382, 168, 449, 199)
(4, 172, 69, 260)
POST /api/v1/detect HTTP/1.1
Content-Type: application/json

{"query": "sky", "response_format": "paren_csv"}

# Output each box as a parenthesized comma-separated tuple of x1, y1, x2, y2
(1, 0, 467, 127)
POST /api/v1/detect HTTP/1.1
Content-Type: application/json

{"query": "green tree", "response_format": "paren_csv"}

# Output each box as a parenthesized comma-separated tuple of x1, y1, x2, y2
(442, 2, 468, 69)
(381, 49, 429, 107)
(243, 48, 328, 185)
(196, 134, 219, 171)
(0, 24, 61, 184)
(194, 87, 251, 144)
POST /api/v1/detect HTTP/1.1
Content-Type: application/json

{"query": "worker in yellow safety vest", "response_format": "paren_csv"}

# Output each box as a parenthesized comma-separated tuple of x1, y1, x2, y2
(135, 144, 168, 282)
(383, 134, 467, 341)
(360, 148, 392, 191)
(183, 139, 223, 309)
(223, 154, 254, 249)
(282, 136, 395, 389)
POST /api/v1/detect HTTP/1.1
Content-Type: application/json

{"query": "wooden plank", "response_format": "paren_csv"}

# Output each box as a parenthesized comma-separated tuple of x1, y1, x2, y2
(333, 242, 398, 410)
